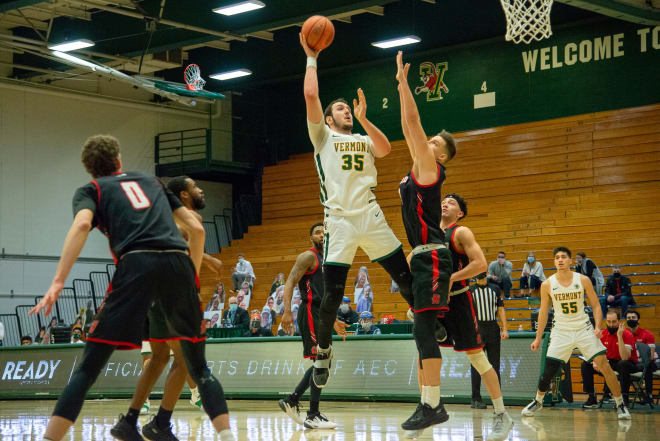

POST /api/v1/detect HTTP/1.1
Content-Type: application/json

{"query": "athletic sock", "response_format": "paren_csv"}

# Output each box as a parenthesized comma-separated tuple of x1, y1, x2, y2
(424, 386, 440, 408)
(155, 407, 173, 428)
(219, 428, 235, 441)
(535, 391, 545, 404)
(125, 407, 140, 426)
(614, 395, 624, 406)
(492, 396, 505, 414)
(421, 386, 429, 405)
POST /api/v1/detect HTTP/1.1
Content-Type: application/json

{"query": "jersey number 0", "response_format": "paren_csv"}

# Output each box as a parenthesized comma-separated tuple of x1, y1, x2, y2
(120, 181, 151, 210)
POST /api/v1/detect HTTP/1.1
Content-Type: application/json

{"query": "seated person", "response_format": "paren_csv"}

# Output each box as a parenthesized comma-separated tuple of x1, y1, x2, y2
(221, 296, 250, 335)
(488, 251, 513, 298)
(248, 309, 273, 337)
(271, 273, 285, 295)
(580, 310, 639, 407)
(355, 311, 381, 335)
(519, 251, 546, 297)
(70, 327, 84, 344)
(232, 253, 255, 290)
(600, 267, 633, 318)
(21, 335, 33, 346)
(337, 296, 360, 326)
(356, 284, 373, 313)
(34, 327, 46, 344)
(626, 309, 657, 402)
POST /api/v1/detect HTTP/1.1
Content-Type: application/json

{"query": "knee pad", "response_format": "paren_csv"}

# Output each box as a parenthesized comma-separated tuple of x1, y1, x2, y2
(538, 358, 563, 392)
(467, 351, 493, 375)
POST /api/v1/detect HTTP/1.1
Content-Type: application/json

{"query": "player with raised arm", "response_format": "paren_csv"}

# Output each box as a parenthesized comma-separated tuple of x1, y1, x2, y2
(522, 246, 631, 420)
(300, 33, 415, 389)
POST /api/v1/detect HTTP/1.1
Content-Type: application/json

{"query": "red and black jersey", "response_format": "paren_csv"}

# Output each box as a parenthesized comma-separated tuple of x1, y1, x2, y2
(444, 223, 470, 292)
(298, 247, 324, 307)
(72, 171, 188, 261)
(399, 163, 446, 248)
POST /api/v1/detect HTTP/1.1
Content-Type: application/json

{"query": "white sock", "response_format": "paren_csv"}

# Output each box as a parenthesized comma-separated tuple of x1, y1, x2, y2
(421, 385, 429, 404)
(492, 396, 505, 414)
(535, 391, 545, 404)
(424, 386, 440, 408)
(219, 429, 235, 441)
(614, 395, 623, 406)
(317, 346, 330, 355)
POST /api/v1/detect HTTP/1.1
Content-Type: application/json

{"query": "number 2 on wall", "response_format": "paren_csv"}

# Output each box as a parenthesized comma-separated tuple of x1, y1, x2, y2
(120, 181, 151, 210)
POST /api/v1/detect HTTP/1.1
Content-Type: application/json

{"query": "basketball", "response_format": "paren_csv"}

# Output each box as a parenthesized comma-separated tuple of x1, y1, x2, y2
(301, 15, 334, 51)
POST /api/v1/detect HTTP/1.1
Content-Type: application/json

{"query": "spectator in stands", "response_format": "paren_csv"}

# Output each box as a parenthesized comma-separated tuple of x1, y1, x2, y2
(21, 335, 33, 346)
(35, 326, 46, 344)
(601, 267, 633, 318)
(278, 304, 300, 336)
(71, 327, 84, 344)
(271, 285, 286, 316)
(237, 281, 252, 309)
(208, 313, 221, 329)
(488, 251, 513, 298)
(72, 317, 83, 330)
(580, 310, 639, 407)
(337, 296, 360, 325)
(575, 252, 605, 296)
(206, 282, 226, 311)
(356, 284, 373, 313)
(355, 311, 381, 335)
(222, 296, 250, 335)
(232, 252, 255, 291)
(354, 266, 370, 305)
(271, 273, 285, 295)
(0, 320, 4, 347)
(248, 310, 273, 337)
(519, 251, 546, 297)
(626, 310, 657, 403)
(84, 300, 94, 327)
(264, 297, 278, 324)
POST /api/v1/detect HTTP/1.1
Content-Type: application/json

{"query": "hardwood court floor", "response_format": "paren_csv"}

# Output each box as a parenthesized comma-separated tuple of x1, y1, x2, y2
(0, 399, 657, 440)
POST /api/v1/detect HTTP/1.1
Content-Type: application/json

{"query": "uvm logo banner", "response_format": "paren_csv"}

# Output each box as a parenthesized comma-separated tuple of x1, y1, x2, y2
(415, 61, 449, 101)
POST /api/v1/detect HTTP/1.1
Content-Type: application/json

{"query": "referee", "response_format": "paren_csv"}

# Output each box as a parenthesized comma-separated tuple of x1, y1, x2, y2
(469, 272, 509, 409)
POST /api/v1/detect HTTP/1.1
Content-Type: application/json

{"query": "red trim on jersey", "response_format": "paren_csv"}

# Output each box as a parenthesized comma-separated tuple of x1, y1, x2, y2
(414, 306, 450, 313)
(90, 180, 101, 205)
(432, 249, 440, 296)
(304, 249, 320, 275)
(465, 290, 482, 345)
(195, 273, 200, 290)
(148, 336, 208, 343)
(85, 336, 141, 350)
(410, 163, 441, 188)
(111, 171, 123, 175)
(439, 344, 486, 352)
(449, 225, 466, 255)
(306, 280, 317, 344)
(304, 355, 317, 359)
(416, 193, 428, 244)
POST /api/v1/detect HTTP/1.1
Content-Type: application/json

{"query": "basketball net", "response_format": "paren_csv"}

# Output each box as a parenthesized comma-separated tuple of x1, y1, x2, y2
(500, 0, 554, 44)
(184, 64, 206, 91)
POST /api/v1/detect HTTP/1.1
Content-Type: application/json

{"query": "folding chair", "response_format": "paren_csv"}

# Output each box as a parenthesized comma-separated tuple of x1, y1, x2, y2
(630, 342, 651, 408)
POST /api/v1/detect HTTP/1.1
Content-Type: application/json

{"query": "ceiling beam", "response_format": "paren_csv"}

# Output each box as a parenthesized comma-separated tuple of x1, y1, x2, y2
(0, 12, 49, 30)
(0, 0, 45, 14)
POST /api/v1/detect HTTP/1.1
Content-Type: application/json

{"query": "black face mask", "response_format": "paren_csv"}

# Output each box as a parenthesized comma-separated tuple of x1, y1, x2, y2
(613, 273, 621, 278)
(251, 321, 260, 329)
(626, 320, 638, 328)
(607, 326, 618, 335)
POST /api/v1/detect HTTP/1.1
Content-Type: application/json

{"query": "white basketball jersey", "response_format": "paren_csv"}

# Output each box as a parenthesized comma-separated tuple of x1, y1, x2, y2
(549, 272, 590, 331)
(308, 120, 378, 216)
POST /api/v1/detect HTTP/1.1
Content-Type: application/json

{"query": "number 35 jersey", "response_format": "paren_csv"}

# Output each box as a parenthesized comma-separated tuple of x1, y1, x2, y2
(549, 272, 590, 331)
(72, 171, 188, 262)
(308, 119, 378, 216)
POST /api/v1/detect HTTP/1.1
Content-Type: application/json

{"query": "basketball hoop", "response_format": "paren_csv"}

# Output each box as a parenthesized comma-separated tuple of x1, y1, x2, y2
(184, 63, 206, 91)
(500, 0, 554, 44)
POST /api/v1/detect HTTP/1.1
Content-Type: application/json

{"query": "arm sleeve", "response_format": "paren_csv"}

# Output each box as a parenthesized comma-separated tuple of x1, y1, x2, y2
(72, 184, 99, 228)
(307, 119, 330, 150)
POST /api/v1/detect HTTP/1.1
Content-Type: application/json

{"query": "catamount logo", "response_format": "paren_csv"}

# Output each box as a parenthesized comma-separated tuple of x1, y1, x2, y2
(415, 61, 449, 101)
(1, 359, 61, 383)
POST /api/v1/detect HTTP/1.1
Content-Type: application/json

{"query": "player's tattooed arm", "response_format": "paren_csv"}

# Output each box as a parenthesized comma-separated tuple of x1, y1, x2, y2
(281, 251, 316, 334)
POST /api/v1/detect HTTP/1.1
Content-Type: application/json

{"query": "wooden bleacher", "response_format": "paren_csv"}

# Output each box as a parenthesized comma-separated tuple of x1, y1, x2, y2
(200, 103, 660, 349)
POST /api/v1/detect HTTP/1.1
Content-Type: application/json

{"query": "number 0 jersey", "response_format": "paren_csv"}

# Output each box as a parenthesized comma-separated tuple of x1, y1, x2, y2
(72, 171, 188, 261)
(308, 119, 378, 216)
(548, 272, 590, 331)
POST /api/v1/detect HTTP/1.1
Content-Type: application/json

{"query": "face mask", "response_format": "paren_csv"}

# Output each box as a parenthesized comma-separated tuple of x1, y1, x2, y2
(527, 257, 535, 264)
(498, 257, 504, 262)
(251, 321, 260, 328)
(607, 326, 618, 335)
(339, 304, 349, 313)
(626, 320, 638, 328)
(361, 322, 372, 331)
(73, 334, 80, 339)
(229, 304, 237, 312)
(614, 272, 621, 278)
(238, 258, 244, 264)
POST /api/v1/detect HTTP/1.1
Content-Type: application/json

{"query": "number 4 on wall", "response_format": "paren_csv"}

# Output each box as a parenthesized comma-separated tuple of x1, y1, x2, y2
(481, 81, 487, 92)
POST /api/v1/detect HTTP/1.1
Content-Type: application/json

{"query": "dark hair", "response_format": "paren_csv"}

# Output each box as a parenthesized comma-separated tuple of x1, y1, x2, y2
(438, 130, 457, 160)
(497, 251, 506, 257)
(626, 310, 640, 319)
(606, 309, 620, 319)
(21, 335, 32, 343)
(577, 252, 586, 258)
(310, 221, 324, 236)
(323, 98, 349, 122)
(81, 134, 120, 177)
(443, 193, 468, 219)
(553, 246, 572, 258)
(167, 175, 191, 201)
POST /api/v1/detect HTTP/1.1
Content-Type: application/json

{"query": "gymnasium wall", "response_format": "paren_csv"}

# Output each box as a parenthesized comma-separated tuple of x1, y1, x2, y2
(235, 18, 660, 159)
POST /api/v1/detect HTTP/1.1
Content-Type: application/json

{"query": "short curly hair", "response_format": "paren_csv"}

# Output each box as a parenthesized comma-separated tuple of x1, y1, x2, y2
(81, 135, 120, 177)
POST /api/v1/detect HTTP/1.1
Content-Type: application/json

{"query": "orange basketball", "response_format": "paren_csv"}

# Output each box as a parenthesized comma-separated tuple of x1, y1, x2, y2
(302, 15, 334, 52)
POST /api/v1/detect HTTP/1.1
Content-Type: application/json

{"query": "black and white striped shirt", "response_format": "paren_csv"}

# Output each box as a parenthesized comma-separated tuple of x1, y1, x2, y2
(470, 283, 503, 322)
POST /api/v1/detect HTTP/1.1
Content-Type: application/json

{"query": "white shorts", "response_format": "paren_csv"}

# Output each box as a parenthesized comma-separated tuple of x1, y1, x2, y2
(546, 323, 606, 363)
(324, 203, 401, 266)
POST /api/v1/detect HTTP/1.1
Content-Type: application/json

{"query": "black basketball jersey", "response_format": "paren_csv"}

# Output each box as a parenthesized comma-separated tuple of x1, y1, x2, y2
(298, 248, 324, 307)
(72, 171, 188, 262)
(399, 163, 446, 248)
(444, 223, 470, 292)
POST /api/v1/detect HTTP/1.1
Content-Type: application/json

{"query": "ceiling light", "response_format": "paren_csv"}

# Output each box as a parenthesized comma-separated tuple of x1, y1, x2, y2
(213, 1, 265, 16)
(47, 39, 95, 52)
(371, 35, 421, 49)
(209, 69, 252, 80)
(52, 51, 100, 70)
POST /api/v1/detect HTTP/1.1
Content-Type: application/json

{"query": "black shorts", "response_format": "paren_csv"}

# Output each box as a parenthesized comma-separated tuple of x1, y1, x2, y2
(410, 247, 452, 314)
(87, 251, 205, 350)
(297, 302, 319, 359)
(438, 291, 485, 351)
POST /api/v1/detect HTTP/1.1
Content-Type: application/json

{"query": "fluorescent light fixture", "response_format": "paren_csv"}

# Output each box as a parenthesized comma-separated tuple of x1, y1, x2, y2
(371, 35, 421, 49)
(213, 0, 265, 16)
(52, 51, 99, 70)
(47, 39, 94, 52)
(209, 69, 252, 80)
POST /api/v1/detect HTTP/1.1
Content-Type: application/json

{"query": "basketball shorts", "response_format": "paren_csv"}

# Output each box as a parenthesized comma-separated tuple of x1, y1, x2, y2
(297, 302, 320, 359)
(410, 244, 452, 313)
(546, 322, 606, 363)
(439, 291, 485, 351)
(324, 203, 401, 266)
(87, 251, 206, 350)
